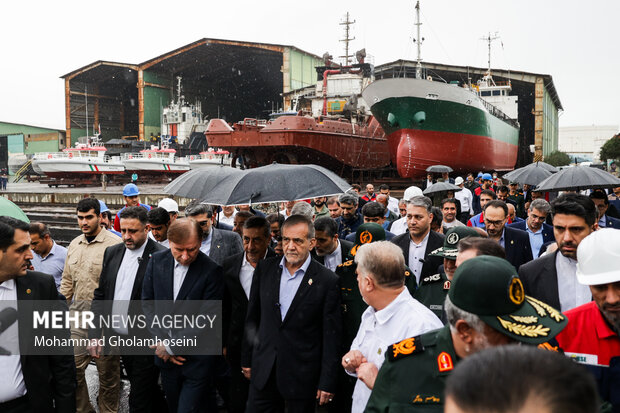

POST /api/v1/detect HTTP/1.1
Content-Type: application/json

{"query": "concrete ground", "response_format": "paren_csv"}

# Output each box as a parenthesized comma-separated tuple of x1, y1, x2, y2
(85, 364, 130, 413)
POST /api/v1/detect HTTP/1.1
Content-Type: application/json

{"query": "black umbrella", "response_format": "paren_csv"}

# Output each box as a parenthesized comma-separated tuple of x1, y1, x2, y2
(422, 181, 462, 195)
(190, 163, 351, 206)
(535, 166, 620, 192)
(503, 164, 554, 186)
(163, 165, 245, 203)
(532, 161, 559, 173)
(426, 165, 453, 173)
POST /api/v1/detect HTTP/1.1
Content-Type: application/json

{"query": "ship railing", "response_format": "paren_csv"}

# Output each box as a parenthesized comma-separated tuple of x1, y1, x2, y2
(479, 99, 519, 128)
(34, 152, 107, 160)
(121, 152, 170, 160)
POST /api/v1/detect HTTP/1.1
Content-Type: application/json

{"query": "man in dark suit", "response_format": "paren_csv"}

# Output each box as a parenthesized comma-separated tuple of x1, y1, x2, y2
(88, 206, 167, 412)
(590, 189, 620, 229)
(241, 215, 341, 412)
(313, 217, 353, 271)
(519, 194, 598, 312)
(222, 216, 276, 413)
(185, 202, 243, 266)
(142, 218, 224, 413)
(0, 216, 76, 413)
(391, 196, 445, 286)
(507, 198, 554, 258)
(483, 200, 533, 270)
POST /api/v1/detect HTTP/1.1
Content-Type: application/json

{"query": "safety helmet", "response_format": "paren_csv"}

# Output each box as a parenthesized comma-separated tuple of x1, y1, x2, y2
(123, 183, 140, 197)
(403, 186, 423, 201)
(158, 198, 179, 213)
(576, 228, 620, 285)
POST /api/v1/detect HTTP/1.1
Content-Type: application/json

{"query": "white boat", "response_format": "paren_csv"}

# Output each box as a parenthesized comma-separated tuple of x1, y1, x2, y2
(122, 144, 190, 175)
(32, 134, 125, 178)
(188, 148, 235, 169)
(161, 76, 207, 145)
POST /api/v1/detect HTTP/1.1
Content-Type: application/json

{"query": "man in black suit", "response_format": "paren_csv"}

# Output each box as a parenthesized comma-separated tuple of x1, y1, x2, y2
(313, 217, 353, 271)
(519, 194, 597, 311)
(590, 189, 620, 229)
(88, 206, 167, 412)
(483, 200, 533, 270)
(391, 196, 445, 286)
(142, 218, 224, 413)
(241, 215, 341, 412)
(507, 198, 554, 258)
(185, 202, 243, 266)
(222, 216, 276, 413)
(0, 216, 76, 413)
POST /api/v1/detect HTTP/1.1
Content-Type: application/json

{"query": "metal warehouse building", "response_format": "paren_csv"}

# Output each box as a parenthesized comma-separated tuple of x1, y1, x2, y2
(61, 38, 323, 147)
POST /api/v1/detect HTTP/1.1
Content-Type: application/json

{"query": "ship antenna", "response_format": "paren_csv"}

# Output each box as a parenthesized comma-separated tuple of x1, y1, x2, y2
(481, 31, 500, 77)
(413, 1, 424, 79)
(339, 12, 356, 66)
(85, 85, 89, 139)
(176, 76, 183, 105)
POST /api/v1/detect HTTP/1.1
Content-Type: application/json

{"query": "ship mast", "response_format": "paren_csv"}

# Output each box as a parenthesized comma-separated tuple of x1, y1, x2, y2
(413, 1, 424, 79)
(481, 32, 500, 76)
(339, 12, 356, 66)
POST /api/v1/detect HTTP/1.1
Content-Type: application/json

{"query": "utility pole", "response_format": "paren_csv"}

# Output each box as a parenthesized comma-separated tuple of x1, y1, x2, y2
(339, 12, 356, 66)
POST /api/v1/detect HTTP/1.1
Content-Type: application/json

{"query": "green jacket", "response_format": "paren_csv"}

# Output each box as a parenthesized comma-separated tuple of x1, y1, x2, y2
(364, 325, 459, 412)
(336, 259, 418, 351)
(413, 272, 450, 322)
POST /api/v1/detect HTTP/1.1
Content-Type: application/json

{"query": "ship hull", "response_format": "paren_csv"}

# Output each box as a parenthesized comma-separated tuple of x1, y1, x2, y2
(122, 159, 189, 174)
(33, 159, 125, 178)
(205, 116, 390, 171)
(362, 78, 519, 178)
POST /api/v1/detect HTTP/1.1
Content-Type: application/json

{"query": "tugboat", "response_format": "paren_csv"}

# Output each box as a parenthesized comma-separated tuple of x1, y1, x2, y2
(361, 2, 519, 178)
(188, 148, 235, 169)
(32, 133, 125, 179)
(161, 76, 207, 145)
(206, 16, 390, 175)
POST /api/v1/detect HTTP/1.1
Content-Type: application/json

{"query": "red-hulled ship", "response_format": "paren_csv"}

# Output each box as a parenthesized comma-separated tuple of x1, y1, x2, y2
(206, 60, 391, 173)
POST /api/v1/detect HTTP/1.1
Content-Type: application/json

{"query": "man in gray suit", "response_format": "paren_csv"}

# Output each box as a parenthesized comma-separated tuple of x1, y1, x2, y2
(185, 202, 243, 266)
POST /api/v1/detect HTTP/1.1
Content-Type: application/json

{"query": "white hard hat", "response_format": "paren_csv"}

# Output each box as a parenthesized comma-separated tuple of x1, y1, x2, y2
(403, 185, 423, 201)
(158, 198, 179, 213)
(454, 176, 464, 186)
(576, 228, 620, 285)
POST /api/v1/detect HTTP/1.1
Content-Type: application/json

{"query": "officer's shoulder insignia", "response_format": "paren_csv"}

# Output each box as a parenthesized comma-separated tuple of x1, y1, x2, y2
(337, 260, 354, 268)
(538, 342, 561, 353)
(443, 280, 451, 290)
(412, 394, 441, 404)
(388, 336, 423, 361)
(422, 273, 441, 283)
(437, 351, 454, 372)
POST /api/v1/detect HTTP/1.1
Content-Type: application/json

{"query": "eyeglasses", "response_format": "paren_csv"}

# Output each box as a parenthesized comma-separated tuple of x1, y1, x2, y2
(485, 219, 505, 227)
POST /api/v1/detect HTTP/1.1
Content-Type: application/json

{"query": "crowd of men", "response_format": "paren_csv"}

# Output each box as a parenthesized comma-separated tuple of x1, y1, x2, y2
(0, 176, 618, 413)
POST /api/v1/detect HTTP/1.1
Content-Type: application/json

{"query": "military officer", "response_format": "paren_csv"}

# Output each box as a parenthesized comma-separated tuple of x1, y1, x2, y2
(414, 227, 482, 320)
(364, 255, 568, 412)
(330, 223, 415, 413)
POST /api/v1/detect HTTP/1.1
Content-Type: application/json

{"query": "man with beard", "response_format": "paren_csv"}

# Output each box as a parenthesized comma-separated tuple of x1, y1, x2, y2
(364, 256, 567, 412)
(113, 183, 151, 232)
(519, 194, 597, 312)
(326, 197, 342, 219)
(483, 200, 532, 270)
(312, 217, 353, 271)
(312, 197, 330, 220)
(60, 198, 122, 413)
(147, 207, 171, 248)
(336, 193, 364, 240)
(554, 229, 620, 411)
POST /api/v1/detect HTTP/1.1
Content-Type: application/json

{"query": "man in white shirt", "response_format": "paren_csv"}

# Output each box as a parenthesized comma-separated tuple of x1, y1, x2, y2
(378, 184, 400, 215)
(219, 205, 237, 227)
(28, 222, 67, 289)
(342, 241, 442, 412)
(454, 176, 473, 223)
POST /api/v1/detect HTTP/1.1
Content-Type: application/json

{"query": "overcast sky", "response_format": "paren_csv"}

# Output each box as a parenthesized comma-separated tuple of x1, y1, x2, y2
(2, 0, 619, 131)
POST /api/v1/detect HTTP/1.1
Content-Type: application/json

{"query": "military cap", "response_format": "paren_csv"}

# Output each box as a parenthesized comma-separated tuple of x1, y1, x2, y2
(349, 222, 385, 257)
(429, 226, 481, 260)
(449, 255, 567, 344)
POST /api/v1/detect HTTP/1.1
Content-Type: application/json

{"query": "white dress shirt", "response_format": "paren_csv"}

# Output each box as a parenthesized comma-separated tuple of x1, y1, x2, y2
(173, 261, 190, 301)
(111, 242, 147, 334)
(199, 230, 214, 256)
(349, 289, 443, 412)
(239, 254, 256, 299)
(454, 186, 473, 214)
(219, 212, 236, 227)
(0, 279, 27, 403)
(408, 233, 430, 285)
(322, 240, 342, 272)
(148, 232, 170, 248)
(556, 253, 591, 312)
(390, 217, 408, 236)
(387, 197, 400, 215)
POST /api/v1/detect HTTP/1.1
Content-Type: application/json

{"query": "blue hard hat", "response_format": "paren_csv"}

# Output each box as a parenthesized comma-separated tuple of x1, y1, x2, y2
(477, 172, 483, 178)
(482, 173, 493, 181)
(123, 183, 140, 196)
(98, 200, 109, 213)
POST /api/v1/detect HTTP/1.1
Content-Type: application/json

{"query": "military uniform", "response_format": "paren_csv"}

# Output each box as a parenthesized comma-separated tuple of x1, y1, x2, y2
(413, 272, 450, 322)
(507, 190, 526, 218)
(364, 325, 456, 412)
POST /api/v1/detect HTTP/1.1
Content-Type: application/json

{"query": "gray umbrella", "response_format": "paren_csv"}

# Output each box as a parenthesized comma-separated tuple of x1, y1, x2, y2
(503, 163, 554, 186)
(426, 165, 453, 173)
(422, 181, 462, 195)
(178, 163, 351, 206)
(163, 165, 245, 203)
(535, 166, 620, 192)
(532, 161, 559, 173)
